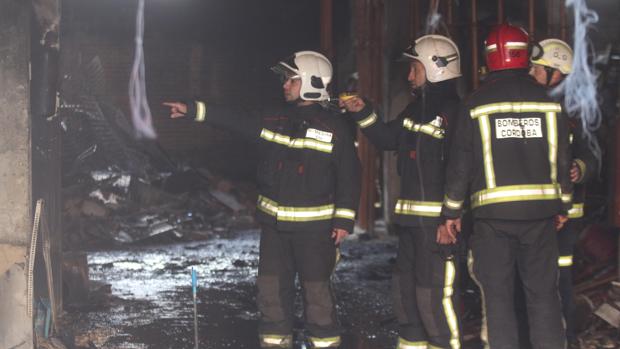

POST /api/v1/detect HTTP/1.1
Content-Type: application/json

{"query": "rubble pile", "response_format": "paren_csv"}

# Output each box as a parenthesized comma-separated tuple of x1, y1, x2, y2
(59, 56, 256, 250)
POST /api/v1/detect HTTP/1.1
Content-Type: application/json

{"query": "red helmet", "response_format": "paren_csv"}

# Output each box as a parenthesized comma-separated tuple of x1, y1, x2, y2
(484, 24, 530, 71)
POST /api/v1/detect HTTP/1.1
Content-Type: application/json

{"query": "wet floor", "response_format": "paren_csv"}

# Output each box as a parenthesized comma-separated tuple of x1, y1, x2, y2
(65, 230, 404, 349)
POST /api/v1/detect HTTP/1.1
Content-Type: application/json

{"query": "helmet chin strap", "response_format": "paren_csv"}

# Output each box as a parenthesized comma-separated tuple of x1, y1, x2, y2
(544, 67, 556, 87)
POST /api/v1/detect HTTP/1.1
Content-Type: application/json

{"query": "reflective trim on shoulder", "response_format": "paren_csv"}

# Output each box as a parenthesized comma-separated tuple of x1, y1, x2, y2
(568, 203, 584, 219)
(397, 338, 428, 349)
(471, 184, 561, 208)
(403, 118, 445, 139)
(558, 255, 573, 267)
(443, 195, 464, 210)
(260, 128, 333, 153)
(395, 199, 442, 217)
(334, 208, 356, 221)
(357, 112, 378, 128)
(469, 102, 562, 119)
(309, 336, 341, 348)
(195, 101, 206, 122)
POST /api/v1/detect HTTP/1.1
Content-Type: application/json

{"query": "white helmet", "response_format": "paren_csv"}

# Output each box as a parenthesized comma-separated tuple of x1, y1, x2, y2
(271, 51, 333, 101)
(530, 39, 573, 75)
(402, 35, 461, 83)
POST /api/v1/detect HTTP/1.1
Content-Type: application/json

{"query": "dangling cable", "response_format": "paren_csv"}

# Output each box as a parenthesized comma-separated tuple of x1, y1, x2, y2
(551, 0, 601, 165)
(129, 0, 157, 139)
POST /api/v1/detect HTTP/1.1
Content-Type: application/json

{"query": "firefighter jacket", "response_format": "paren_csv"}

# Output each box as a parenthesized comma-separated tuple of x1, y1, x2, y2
(567, 118, 598, 219)
(441, 70, 573, 220)
(185, 100, 361, 233)
(348, 81, 459, 227)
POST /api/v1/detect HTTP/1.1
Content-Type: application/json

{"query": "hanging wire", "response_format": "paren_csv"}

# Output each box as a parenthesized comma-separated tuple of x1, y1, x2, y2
(551, 0, 602, 165)
(129, 0, 157, 139)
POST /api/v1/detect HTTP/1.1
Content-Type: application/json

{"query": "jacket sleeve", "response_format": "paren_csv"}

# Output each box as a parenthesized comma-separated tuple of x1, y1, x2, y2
(185, 100, 263, 141)
(441, 104, 473, 218)
(331, 122, 362, 233)
(557, 112, 574, 214)
(572, 123, 599, 184)
(348, 104, 401, 151)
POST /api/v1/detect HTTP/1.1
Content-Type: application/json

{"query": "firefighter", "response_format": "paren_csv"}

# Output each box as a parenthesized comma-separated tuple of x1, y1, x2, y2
(340, 35, 462, 349)
(438, 24, 573, 349)
(530, 38, 598, 345)
(163, 51, 361, 348)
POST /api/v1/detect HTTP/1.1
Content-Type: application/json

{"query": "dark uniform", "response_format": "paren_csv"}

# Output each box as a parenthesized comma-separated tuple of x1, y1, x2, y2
(441, 70, 573, 349)
(560, 120, 597, 342)
(349, 81, 461, 349)
(186, 100, 361, 348)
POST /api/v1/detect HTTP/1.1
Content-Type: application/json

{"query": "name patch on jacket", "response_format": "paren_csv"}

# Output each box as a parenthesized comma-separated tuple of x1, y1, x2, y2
(306, 128, 333, 143)
(495, 118, 542, 139)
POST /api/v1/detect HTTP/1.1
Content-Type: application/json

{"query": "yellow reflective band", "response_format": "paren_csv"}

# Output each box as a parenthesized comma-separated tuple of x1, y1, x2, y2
(505, 41, 528, 49)
(443, 260, 461, 349)
(397, 338, 428, 349)
(403, 118, 445, 139)
(195, 101, 206, 122)
(260, 129, 333, 154)
(478, 115, 496, 188)
(568, 203, 584, 219)
(470, 102, 562, 119)
(259, 334, 292, 347)
(444, 195, 464, 210)
(309, 336, 341, 348)
(546, 112, 558, 183)
(561, 193, 573, 204)
(468, 251, 490, 349)
(334, 208, 356, 220)
(394, 199, 442, 217)
(258, 196, 346, 222)
(558, 255, 573, 267)
(485, 44, 497, 53)
(471, 184, 560, 208)
(358, 112, 378, 128)
(574, 158, 586, 183)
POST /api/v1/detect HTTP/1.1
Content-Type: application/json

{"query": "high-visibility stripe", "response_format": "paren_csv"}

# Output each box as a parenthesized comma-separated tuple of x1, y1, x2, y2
(574, 158, 586, 183)
(558, 255, 573, 267)
(394, 199, 442, 217)
(334, 208, 356, 220)
(485, 44, 497, 53)
(470, 102, 562, 119)
(561, 193, 573, 204)
(478, 115, 496, 188)
(505, 41, 528, 49)
(260, 129, 333, 153)
(443, 259, 461, 349)
(259, 334, 292, 347)
(443, 195, 464, 210)
(403, 118, 445, 139)
(195, 101, 206, 122)
(397, 338, 428, 349)
(257, 196, 356, 223)
(468, 251, 490, 349)
(546, 112, 558, 183)
(309, 336, 341, 348)
(358, 112, 378, 128)
(471, 184, 560, 208)
(568, 203, 584, 219)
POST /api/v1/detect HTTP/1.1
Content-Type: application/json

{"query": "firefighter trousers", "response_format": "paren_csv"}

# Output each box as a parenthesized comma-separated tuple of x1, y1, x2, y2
(392, 226, 461, 349)
(256, 225, 341, 348)
(468, 218, 565, 349)
(557, 218, 583, 343)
